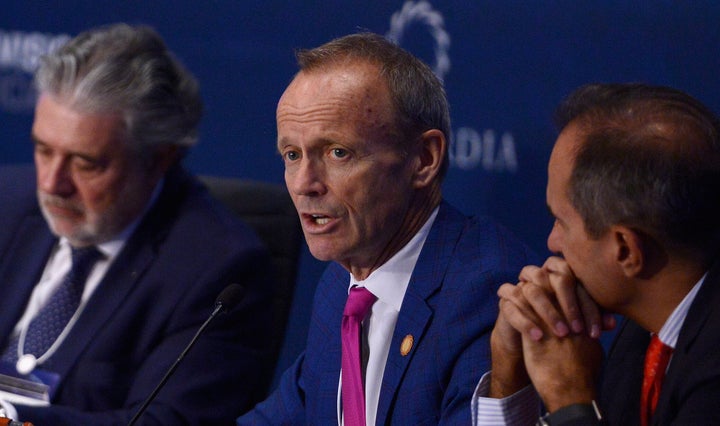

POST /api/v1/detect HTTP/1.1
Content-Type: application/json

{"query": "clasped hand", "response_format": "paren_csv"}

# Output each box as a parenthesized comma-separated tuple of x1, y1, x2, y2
(489, 256, 615, 412)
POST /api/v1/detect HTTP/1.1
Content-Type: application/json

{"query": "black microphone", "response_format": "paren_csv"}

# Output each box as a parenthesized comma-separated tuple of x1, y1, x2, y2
(127, 283, 246, 426)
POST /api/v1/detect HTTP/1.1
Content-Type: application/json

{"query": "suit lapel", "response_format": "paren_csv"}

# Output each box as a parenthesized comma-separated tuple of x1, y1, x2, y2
(47, 168, 190, 379)
(603, 259, 720, 424)
(654, 259, 720, 421)
(49, 237, 157, 379)
(0, 215, 55, 342)
(375, 203, 464, 424)
(601, 319, 647, 425)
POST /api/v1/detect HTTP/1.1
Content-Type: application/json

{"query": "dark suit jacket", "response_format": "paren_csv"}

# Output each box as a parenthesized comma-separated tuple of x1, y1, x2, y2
(0, 164, 274, 425)
(238, 202, 538, 425)
(595, 258, 720, 425)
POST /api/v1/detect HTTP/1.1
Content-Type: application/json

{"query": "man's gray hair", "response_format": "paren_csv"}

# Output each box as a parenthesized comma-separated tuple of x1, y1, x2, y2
(35, 23, 202, 153)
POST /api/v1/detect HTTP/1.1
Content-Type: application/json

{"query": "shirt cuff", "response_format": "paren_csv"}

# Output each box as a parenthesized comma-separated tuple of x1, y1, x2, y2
(0, 399, 19, 422)
(472, 371, 541, 426)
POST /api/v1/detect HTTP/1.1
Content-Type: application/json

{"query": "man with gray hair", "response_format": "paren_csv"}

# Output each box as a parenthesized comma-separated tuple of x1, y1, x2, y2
(0, 23, 273, 424)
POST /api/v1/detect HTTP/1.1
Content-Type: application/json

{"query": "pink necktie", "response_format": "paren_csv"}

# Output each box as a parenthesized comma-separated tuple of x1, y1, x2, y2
(640, 334, 673, 426)
(341, 286, 376, 426)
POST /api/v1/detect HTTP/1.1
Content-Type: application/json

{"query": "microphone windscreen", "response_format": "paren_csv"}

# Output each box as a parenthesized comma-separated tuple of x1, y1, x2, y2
(215, 283, 246, 312)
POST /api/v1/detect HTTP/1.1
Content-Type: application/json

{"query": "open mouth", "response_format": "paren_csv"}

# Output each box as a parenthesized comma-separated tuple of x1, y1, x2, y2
(310, 214, 330, 225)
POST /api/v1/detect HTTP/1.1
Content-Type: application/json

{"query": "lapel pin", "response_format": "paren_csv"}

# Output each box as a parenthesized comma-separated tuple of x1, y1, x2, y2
(400, 334, 414, 356)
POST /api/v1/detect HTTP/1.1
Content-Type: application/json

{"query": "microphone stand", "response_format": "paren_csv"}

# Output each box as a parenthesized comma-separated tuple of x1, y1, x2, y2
(127, 303, 224, 426)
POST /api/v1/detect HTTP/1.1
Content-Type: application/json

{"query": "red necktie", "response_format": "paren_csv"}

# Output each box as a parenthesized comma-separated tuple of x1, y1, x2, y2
(341, 286, 376, 426)
(640, 334, 673, 426)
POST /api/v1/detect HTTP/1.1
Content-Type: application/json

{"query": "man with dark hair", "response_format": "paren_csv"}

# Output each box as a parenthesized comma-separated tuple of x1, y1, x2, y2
(473, 83, 720, 425)
(0, 23, 273, 424)
(237, 32, 537, 425)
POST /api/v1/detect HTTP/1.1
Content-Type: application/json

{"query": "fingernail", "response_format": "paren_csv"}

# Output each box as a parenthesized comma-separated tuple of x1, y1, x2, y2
(555, 321, 569, 336)
(590, 324, 601, 339)
(530, 328, 543, 341)
(571, 319, 584, 333)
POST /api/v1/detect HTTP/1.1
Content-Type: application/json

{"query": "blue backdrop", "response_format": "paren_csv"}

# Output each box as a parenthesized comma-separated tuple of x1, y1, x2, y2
(2, 0, 720, 387)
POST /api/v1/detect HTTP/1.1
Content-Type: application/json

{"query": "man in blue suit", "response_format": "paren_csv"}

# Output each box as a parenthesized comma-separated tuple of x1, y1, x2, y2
(237, 32, 537, 425)
(0, 24, 274, 424)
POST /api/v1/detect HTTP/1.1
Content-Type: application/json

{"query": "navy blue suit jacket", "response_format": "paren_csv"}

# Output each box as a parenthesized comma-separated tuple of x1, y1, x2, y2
(596, 258, 720, 425)
(238, 202, 538, 425)
(0, 164, 274, 425)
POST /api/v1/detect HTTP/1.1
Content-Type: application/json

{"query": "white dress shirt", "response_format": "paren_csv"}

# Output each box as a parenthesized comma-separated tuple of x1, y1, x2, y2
(338, 207, 438, 426)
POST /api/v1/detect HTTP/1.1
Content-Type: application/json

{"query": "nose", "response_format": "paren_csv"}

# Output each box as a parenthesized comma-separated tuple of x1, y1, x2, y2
(546, 221, 562, 254)
(286, 158, 327, 197)
(37, 157, 75, 196)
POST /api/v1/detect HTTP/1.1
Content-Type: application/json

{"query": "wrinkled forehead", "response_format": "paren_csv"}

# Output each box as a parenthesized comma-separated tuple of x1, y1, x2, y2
(281, 61, 390, 109)
(277, 63, 399, 137)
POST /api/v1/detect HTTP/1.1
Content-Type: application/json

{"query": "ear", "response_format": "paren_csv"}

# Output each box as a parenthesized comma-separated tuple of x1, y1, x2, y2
(412, 129, 446, 189)
(611, 225, 645, 278)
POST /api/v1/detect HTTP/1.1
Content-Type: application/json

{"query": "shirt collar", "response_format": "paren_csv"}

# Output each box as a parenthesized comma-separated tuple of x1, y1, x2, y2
(657, 271, 707, 348)
(348, 206, 439, 312)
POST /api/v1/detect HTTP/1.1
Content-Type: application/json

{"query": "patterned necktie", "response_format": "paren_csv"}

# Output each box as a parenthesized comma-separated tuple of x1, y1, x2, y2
(640, 334, 673, 426)
(3, 245, 102, 364)
(341, 286, 376, 426)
